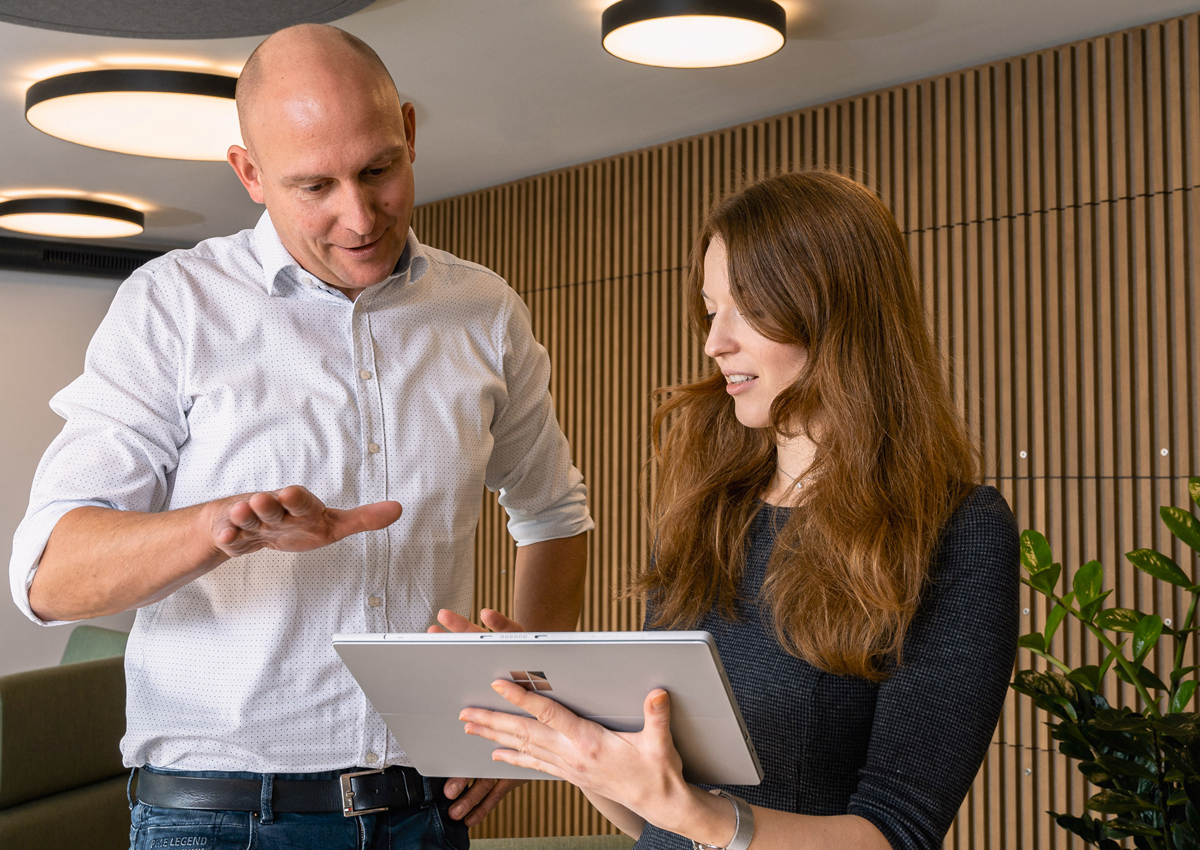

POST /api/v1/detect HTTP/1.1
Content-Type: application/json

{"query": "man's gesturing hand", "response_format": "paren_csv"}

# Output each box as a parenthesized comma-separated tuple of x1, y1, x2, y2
(208, 485, 402, 557)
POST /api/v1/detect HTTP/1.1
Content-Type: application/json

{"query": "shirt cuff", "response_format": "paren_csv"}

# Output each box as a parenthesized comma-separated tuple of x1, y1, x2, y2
(9, 499, 112, 626)
(506, 482, 595, 546)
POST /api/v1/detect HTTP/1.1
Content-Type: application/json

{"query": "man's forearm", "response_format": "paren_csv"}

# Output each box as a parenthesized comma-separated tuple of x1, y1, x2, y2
(512, 532, 588, 631)
(28, 488, 403, 622)
(29, 503, 228, 622)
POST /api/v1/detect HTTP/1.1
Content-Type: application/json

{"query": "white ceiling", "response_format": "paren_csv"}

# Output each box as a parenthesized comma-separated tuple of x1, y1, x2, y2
(1, 0, 1196, 250)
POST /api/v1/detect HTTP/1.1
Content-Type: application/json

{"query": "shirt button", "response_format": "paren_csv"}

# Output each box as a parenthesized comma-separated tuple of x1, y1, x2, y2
(368, 596, 382, 608)
(368, 443, 380, 454)
(366, 752, 379, 764)
(359, 369, 372, 380)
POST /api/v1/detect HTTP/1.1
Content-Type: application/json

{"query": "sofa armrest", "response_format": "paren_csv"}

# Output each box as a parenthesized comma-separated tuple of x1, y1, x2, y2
(0, 655, 126, 809)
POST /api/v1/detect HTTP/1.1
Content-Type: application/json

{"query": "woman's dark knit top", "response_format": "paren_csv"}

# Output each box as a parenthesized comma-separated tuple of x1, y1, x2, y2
(636, 485, 1020, 850)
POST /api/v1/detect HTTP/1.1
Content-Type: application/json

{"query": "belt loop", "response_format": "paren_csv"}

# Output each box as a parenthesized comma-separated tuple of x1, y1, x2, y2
(260, 773, 275, 824)
(421, 775, 434, 807)
(127, 767, 138, 810)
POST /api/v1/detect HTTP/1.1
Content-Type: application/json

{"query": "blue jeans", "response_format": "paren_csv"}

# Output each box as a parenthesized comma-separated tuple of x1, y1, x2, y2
(128, 768, 469, 850)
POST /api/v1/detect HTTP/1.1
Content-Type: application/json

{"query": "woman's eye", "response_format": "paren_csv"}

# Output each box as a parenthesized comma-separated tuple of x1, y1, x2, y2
(704, 312, 716, 323)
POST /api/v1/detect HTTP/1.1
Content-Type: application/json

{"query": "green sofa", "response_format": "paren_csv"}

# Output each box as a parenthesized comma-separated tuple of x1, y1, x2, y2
(0, 625, 130, 849)
(0, 625, 634, 850)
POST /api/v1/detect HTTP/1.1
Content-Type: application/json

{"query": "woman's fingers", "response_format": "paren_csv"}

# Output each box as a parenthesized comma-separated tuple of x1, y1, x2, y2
(479, 608, 525, 632)
(436, 608, 486, 633)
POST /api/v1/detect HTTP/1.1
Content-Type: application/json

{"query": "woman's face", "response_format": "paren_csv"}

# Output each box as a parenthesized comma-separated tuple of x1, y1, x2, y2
(702, 238, 808, 429)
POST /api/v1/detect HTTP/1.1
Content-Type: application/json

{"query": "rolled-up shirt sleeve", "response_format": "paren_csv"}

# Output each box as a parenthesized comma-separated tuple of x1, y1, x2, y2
(9, 265, 187, 626)
(484, 287, 593, 546)
(846, 488, 1020, 849)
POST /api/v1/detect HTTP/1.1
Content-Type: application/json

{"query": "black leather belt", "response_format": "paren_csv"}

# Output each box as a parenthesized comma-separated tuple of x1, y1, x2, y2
(135, 766, 443, 817)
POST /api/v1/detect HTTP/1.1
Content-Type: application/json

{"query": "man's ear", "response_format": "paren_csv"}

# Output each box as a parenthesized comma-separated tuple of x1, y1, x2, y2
(401, 102, 416, 165)
(227, 145, 265, 204)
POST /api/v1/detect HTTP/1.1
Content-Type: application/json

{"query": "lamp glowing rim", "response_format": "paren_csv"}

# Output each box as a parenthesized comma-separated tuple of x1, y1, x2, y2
(0, 197, 145, 237)
(601, 0, 786, 67)
(26, 68, 237, 110)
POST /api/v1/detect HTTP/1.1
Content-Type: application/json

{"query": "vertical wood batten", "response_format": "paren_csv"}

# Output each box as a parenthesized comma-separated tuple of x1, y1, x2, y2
(408, 11, 1200, 845)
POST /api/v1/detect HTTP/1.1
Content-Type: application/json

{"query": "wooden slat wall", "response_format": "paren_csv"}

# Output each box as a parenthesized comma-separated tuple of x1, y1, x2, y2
(413, 12, 1200, 847)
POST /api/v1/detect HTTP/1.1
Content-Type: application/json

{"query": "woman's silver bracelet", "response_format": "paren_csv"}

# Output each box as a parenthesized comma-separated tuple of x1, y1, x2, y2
(690, 789, 755, 850)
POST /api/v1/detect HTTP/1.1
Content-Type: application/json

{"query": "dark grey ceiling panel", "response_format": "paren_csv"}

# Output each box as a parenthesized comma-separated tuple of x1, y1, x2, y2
(0, 0, 374, 39)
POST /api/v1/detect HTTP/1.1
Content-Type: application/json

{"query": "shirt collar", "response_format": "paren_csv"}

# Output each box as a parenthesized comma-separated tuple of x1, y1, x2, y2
(252, 210, 428, 296)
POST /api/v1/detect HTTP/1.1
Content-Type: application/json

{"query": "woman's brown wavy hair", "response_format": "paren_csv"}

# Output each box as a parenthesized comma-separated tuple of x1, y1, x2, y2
(638, 171, 978, 681)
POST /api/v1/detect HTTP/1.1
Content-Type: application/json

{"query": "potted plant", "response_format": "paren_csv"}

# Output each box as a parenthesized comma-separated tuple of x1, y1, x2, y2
(1012, 477, 1200, 850)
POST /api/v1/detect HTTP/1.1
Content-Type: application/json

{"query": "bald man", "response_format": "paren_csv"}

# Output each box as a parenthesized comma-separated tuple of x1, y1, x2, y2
(9, 24, 592, 850)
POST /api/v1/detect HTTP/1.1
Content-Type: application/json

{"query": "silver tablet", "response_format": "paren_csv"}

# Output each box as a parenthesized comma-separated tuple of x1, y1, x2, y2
(333, 630, 763, 785)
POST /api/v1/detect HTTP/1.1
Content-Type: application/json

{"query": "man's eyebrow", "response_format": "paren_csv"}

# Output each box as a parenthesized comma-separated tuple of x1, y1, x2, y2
(282, 146, 408, 186)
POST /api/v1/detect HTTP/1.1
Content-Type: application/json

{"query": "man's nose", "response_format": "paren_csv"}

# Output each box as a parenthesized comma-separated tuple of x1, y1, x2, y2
(338, 184, 377, 237)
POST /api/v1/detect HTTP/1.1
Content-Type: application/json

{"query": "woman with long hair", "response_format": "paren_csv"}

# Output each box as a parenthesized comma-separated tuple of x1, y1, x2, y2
(444, 170, 1019, 850)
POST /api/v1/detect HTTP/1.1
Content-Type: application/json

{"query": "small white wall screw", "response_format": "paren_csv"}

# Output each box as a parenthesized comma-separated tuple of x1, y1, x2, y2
(1024, 768, 1032, 776)
(1019, 450, 1028, 459)
(1023, 608, 1030, 615)
(1162, 448, 1170, 457)
(1166, 618, 1173, 627)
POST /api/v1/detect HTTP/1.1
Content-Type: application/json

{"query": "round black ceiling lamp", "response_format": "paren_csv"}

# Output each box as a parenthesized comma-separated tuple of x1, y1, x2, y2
(0, 198, 145, 239)
(0, 0, 374, 39)
(602, 0, 787, 68)
(26, 69, 240, 161)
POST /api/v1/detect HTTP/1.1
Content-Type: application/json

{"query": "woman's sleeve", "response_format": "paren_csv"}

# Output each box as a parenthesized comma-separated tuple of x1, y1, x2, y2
(845, 486, 1021, 850)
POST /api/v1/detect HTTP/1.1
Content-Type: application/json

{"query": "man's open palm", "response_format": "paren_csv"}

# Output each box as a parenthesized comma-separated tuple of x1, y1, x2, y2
(209, 485, 402, 557)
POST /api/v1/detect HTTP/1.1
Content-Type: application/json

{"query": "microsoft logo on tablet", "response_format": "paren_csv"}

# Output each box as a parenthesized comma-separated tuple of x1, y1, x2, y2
(509, 671, 553, 691)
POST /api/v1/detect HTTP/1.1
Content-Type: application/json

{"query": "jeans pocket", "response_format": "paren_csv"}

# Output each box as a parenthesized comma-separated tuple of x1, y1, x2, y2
(130, 803, 252, 850)
(429, 802, 471, 850)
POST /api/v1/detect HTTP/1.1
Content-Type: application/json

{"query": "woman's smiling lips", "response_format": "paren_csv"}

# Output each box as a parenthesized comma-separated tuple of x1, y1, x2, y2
(725, 373, 757, 395)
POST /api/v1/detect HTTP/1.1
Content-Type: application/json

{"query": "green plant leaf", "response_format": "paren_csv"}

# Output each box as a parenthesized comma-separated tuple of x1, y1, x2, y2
(1174, 822, 1200, 850)
(1190, 477, 1200, 509)
(1095, 753, 1158, 781)
(1154, 713, 1200, 738)
(1095, 607, 1145, 633)
(1172, 681, 1199, 714)
(1018, 633, 1047, 652)
(1080, 591, 1114, 623)
(1172, 666, 1200, 683)
(1068, 665, 1102, 693)
(1029, 563, 1062, 596)
(1052, 812, 1106, 843)
(1163, 506, 1200, 555)
(1074, 560, 1104, 606)
(1092, 708, 1154, 734)
(1087, 789, 1155, 813)
(1022, 529, 1054, 572)
(1115, 663, 1170, 692)
(1045, 602, 1070, 644)
(1032, 564, 1060, 597)
(1127, 548, 1193, 588)
(1100, 645, 1125, 680)
(1059, 738, 1097, 761)
(1133, 614, 1165, 665)
(1107, 817, 1165, 837)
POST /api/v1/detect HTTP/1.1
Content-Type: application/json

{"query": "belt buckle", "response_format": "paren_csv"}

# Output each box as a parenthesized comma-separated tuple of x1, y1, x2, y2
(341, 768, 388, 817)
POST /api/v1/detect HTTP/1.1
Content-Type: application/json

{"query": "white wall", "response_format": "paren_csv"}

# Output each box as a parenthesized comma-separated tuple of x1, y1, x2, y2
(0, 268, 136, 676)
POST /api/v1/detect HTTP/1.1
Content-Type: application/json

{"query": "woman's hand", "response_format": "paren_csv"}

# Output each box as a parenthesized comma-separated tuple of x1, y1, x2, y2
(428, 607, 525, 635)
(459, 682, 700, 836)
(426, 607, 528, 826)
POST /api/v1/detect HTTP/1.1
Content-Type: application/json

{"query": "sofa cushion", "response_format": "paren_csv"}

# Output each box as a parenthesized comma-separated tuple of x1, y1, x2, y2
(0, 773, 129, 849)
(0, 655, 126, 809)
